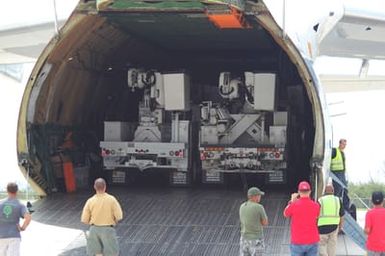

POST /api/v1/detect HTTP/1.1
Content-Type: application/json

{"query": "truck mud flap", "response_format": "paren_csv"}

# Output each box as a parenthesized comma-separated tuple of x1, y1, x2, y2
(169, 171, 191, 186)
(202, 170, 224, 184)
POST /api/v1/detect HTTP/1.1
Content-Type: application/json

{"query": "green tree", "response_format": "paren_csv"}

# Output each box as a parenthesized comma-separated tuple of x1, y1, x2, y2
(349, 181, 385, 198)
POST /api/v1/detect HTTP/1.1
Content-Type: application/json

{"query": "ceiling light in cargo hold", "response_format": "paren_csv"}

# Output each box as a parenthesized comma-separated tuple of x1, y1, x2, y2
(137, 20, 155, 23)
(206, 7, 250, 29)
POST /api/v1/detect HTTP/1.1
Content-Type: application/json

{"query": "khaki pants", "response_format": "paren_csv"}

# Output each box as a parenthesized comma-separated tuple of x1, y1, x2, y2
(0, 238, 21, 256)
(86, 226, 119, 256)
(319, 228, 338, 256)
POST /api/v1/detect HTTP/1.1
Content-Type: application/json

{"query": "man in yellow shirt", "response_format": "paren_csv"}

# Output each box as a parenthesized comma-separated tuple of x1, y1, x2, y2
(81, 178, 123, 256)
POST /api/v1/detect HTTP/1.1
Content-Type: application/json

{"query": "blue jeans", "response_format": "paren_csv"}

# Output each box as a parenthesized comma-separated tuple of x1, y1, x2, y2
(368, 251, 385, 256)
(332, 171, 347, 196)
(290, 243, 318, 256)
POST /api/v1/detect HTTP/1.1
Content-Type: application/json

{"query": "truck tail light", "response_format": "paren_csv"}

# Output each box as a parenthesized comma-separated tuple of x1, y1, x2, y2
(174, 150, 184, 158)
(102, 149, 110, 156)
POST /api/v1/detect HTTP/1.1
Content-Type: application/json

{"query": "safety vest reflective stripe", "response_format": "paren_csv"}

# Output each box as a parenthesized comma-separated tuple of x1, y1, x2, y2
(318, 195, 340, 226)
(331, 148, 344, 171)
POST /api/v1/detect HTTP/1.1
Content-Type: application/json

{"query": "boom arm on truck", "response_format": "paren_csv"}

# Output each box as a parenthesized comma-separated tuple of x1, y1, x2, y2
(199, 72, 287, 184)
(100, 69, 192, 185)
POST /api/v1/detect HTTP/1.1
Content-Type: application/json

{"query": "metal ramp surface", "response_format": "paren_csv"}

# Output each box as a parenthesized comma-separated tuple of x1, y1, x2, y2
(30, 187, 291, 255)
(329, 171, 367, 250)
(342, 212, 367, 250)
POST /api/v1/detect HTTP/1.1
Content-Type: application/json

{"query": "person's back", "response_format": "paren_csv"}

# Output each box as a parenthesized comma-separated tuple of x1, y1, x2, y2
(82, 192, 122, 226)
(240, 201, 265, 240)
(81, 178, 123, 256)
(317, 185, 344, 256)
(0, 198, 25, 238)
(0, 182, 31, 256)
(366, 208, 385, 251)
(284, 181, 320, 256)
(365, 191, 385, 255)
(239, 187, 268, 256)
(285, 196, 320, 244)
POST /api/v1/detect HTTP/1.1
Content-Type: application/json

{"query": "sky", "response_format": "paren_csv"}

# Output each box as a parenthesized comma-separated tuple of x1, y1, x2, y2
(0, 0, 78, 190)
(265, 0, 385, 182)
(0, 0, 78, 30)
(0, 70, 31, 189)
(0, 0, 385, 191)
(325, 90, 385, 183)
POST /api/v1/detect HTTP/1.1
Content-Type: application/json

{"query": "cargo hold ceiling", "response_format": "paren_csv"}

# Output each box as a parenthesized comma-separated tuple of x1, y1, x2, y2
(101, 12, 278, 53)
(33, 7, 283, 126)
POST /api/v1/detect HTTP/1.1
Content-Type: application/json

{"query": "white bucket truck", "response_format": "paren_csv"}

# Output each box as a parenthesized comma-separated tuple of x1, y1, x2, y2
(199, 72, 287, 184)
(100, 69, 191, 185)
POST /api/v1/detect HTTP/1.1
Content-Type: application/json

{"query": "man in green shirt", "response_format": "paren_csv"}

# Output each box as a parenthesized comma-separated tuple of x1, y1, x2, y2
(239, 187, 268, 256)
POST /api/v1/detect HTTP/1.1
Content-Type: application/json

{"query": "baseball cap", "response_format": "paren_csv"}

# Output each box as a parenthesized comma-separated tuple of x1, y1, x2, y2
(372, 191, 384, 205)
(248, 187, 265, 196)
(298, 181, 311, 191)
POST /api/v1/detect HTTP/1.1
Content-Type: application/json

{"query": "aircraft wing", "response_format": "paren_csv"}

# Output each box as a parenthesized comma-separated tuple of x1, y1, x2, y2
(0, 0, 78, 65)
(316, 1, 385, 60)
(0, 22, 63, 64)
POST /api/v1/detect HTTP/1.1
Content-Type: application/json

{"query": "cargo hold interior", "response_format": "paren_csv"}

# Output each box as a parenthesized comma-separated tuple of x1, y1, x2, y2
(22, 9, 315, 194)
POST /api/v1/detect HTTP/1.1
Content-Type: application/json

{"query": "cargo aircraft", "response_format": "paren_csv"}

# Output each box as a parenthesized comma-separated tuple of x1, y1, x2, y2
(13, 0, 385, 252)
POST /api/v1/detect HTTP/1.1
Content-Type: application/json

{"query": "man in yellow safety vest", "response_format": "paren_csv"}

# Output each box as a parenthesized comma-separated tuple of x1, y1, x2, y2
(318, 184, 345, 256)
(331, 139, 350, 210)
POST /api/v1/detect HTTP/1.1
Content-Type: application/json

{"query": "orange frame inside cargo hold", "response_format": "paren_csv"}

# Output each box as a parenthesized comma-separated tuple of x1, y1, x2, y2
(206, 7, 250, 29)
(63, 161, 76, 192)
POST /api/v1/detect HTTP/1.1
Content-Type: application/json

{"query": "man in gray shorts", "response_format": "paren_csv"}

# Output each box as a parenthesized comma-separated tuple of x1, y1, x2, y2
(81, 178, 123, 256)
(0, 182, 32, 256)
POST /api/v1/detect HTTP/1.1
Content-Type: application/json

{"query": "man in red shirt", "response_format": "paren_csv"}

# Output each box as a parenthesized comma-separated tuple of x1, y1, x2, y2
(284, 181, 320, 256)
(365, 191, 385, 256)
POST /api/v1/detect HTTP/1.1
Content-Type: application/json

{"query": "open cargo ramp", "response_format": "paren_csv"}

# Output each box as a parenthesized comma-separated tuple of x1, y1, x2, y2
(30, 187, 291, 255)
(25, 187, 366, 255)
